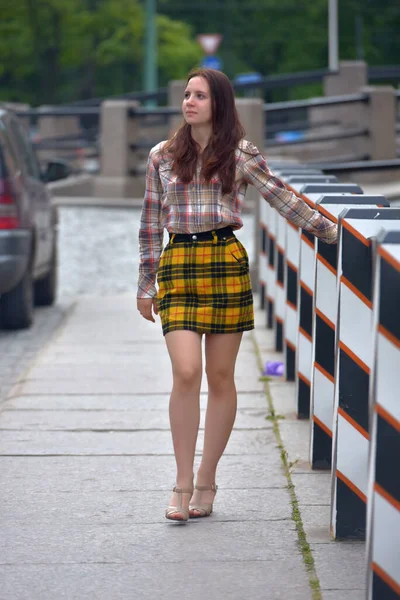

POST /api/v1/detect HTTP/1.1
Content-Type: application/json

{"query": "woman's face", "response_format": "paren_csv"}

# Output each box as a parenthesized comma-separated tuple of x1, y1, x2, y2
(182, 76, 212, 127)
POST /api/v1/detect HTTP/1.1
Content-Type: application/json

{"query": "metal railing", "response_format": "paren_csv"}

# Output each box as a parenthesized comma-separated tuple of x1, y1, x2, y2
(308, 158, 400, 172)
(266, 127, 369, 148)
(267, 118, 339, 135)
(264, 93, 370, 158)
(15, 107, 100, 118)
(12, 107, 100, 166)
(368, 64, 400, 81)
(47, 64, 400, 110)
(264, 92, 369, 113)
(10, 73, 400, 177)
(53, 68, 335, 109)
(233, 68, 336, 92)
(58, 88, 169, 108)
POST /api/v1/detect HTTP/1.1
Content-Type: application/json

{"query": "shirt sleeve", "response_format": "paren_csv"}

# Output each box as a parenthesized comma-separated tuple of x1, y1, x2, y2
(242, 147, 338, 244)
(137, 151, 164, 298)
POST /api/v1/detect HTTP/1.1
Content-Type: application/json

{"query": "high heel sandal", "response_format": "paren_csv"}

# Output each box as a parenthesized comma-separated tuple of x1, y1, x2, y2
(165, 486, 193, 522)
(189, 483, 218, 518)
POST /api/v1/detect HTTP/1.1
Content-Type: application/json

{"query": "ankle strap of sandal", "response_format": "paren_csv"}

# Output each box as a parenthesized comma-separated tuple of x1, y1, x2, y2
(195, 483, 218, 492)
(173, 486, 193, 494)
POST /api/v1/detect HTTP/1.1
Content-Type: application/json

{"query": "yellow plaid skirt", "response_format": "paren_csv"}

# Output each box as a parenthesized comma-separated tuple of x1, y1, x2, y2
(156, 233, 254, 335)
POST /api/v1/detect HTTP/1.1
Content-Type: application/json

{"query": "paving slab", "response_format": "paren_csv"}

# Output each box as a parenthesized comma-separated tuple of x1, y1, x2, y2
(299, 505, 332, 543)
(36, 336, 256, 356)
(2, 391, 268, 411)
(277, 419, 311, 463)
(321, 590, 366, 600)
(310, 543, 367, 591)
(0, 454, 287, 493)
(0, 561, 312, 600)
(1, 488, 292, 524)
(0, 428, 278, 456)
(0, 407, 271, 431)
(291, 473, 332, 506)
(1, 519, 301, 564)
(36, 339, 260, 363)
(267, 380, 297, 417)
(12, 373, 264, 395)
(24, 353, 262, 382)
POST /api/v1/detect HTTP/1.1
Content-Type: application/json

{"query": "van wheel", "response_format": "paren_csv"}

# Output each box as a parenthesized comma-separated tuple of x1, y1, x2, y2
(0, 267, 34, 330)
(34, 242, 57, 306)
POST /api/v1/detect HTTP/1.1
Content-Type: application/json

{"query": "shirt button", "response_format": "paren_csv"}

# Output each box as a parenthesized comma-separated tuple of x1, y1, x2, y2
(222, 237, 226, 241)
(192, 235, 197, 240)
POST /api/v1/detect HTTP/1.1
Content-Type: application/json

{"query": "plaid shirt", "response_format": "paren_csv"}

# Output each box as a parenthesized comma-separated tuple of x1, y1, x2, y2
(138, 139, 338, 298)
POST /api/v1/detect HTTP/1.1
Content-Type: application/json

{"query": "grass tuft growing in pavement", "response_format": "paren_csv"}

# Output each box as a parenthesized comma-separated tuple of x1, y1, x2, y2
(252, 333, 322, 600)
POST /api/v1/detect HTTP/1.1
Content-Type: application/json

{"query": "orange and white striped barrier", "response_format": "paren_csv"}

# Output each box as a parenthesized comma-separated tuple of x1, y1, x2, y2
(293, 183, 363, 417)
(310, 195, 389, 470)
(259, 196, 269, 314)
(283, 175, 338, 381)
(331, 207, 400, 540)
(258, 168, 326, 336)
(367, 229, 400, 599)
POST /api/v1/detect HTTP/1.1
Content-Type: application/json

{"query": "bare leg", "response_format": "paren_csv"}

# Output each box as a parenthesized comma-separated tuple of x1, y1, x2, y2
(191, 332, 243, 513)
(165, 330, 203, 518)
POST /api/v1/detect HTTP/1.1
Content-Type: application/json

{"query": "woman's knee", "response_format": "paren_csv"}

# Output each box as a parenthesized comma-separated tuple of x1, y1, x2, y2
(205, 364, 234, 391)
(173, 363, 202, 389)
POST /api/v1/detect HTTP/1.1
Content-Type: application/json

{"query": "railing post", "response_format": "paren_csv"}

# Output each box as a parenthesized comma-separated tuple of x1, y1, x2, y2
(94, 100, 142, 199)
(309, 61, 368, 160)
(168, 80, 185, 137)
(362, 86, 397, 161)
(310, 61, 367, 123)
(38, 105, 81, 140)
(324, 60, 368, 96)
(38, 105, 81, 165)
(312, 61, 367, 126)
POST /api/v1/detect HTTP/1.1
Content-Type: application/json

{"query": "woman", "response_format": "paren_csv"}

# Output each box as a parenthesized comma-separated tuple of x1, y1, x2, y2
(137, 68, 337, 522)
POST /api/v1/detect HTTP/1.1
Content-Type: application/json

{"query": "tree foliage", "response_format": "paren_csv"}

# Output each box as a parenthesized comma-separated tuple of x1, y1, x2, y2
(0, 0, 202, 105)
(0, 0, 399, 105)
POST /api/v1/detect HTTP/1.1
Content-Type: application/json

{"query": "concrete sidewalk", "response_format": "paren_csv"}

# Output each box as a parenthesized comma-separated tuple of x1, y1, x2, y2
(0, 295, 365, 599)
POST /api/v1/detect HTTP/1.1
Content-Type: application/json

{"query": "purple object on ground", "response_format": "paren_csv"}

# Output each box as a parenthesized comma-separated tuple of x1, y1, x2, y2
(264, 361, 284, 376)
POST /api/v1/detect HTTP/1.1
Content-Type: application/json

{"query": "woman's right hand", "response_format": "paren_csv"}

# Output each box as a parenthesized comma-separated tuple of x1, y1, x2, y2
(137, 298, 158, 323)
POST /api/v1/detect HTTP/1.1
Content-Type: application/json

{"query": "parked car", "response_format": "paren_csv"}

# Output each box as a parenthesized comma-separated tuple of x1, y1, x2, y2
(0, 105, 71, 329)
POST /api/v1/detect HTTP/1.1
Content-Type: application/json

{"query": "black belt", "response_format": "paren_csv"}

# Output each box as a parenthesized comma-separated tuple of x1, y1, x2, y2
(169, 226, 235, 243)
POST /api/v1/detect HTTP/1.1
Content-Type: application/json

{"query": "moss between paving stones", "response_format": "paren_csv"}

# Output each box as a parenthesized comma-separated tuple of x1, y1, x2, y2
(252, 332, 322, 600)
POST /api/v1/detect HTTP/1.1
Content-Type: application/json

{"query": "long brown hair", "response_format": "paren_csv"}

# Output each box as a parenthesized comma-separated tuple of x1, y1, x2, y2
(163, 68, 245, 194)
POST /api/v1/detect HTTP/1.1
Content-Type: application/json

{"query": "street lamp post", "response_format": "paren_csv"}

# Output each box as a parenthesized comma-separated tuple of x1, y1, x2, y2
(144, 0, 157, 104)
(328, 0, 339, 72)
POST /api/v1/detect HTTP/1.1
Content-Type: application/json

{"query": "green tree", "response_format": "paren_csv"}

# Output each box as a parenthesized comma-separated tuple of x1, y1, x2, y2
(157, 14, 202, 84)
(0, 0, 202, 105)
(1, 0, 399, 105)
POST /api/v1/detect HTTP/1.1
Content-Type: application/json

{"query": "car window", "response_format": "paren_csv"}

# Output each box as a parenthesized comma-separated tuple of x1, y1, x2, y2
(0, 119, 20, 178)
(8, 117, 41, 180)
